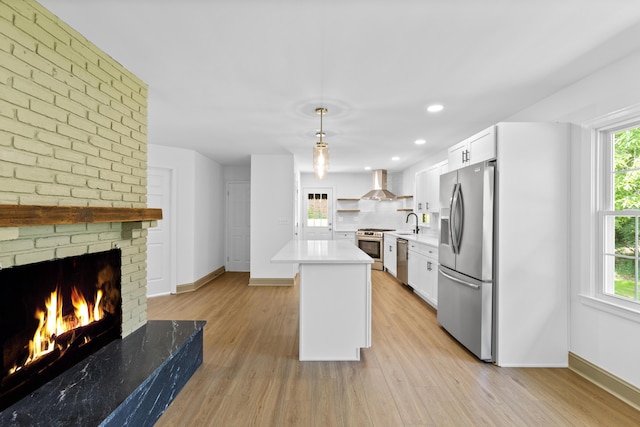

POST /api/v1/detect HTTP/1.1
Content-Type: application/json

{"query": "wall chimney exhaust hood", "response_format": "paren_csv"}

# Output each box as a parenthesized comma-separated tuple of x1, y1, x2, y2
(361, 169, 397, 200)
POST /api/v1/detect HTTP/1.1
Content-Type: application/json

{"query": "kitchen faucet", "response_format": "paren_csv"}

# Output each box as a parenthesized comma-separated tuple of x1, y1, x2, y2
(406, 212, 419, 234)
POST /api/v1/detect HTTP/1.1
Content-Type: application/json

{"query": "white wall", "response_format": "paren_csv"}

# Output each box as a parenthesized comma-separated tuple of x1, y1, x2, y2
(508, 50, 640, 386)
(250, 155, 296, 280)
(148, 145, 225, 286)
(194, 152, 225, 280)
(401, 148, 449, 196)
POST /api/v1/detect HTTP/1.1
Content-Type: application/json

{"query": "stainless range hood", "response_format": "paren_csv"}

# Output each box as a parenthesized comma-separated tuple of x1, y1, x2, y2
(361, 169, 397, 200)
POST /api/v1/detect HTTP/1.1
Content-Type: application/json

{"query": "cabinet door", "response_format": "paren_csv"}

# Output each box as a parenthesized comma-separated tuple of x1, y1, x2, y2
(467, 125, 496, 165)
(335, 232, 355, 243)
(422, 255, 438, 307)
(407, 249, 422, 290)
(448, 140, 468, 170)
(414, 170, 427, 213)
(383, 236, 397, 276)
(425, 165, 440, 213)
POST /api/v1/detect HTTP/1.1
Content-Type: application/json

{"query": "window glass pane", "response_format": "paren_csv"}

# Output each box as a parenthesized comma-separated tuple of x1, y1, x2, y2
(306, 192, 328, 227)
(611, 256, 638, 300)
(613, 128, 640, 210)
(614, 216, 636, 256)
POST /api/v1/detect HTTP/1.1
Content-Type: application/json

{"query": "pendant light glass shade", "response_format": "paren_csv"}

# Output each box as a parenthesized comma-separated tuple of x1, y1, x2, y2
(313, 107, 329, 180)
(313, 141, 329, 179)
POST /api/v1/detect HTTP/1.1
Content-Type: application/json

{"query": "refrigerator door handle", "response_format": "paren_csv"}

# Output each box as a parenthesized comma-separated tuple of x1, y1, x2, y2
(448, 183, 457, 253)
(450, 183, 464, 254)
(439, 267, 480, 289)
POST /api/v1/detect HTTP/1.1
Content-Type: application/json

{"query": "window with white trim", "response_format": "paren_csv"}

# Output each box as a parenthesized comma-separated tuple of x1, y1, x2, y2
(599, 123, 640, 305)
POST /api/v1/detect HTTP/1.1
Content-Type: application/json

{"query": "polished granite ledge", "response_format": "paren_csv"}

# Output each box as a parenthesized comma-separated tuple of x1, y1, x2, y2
(0, 320, 206, 427)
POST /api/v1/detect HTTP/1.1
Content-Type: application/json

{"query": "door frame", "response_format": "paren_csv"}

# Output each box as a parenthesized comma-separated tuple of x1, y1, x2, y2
(225, 179, 251, 272)
(301, 186, 335, 240)
(147, 166, 178, 295)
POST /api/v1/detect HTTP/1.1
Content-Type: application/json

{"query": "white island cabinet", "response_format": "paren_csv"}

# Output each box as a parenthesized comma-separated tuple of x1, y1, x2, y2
(272, 240, 373, 361)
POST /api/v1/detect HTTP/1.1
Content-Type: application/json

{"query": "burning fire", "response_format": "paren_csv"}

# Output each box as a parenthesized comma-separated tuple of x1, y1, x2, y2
(10, 287, 104, 374)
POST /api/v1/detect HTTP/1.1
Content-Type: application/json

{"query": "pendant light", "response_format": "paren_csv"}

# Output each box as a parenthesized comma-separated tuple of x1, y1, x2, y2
(313, 107, 329, 179)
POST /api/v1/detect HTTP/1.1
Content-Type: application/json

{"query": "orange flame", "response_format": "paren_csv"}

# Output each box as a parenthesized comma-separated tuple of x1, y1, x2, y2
(17, 286, 104, 370)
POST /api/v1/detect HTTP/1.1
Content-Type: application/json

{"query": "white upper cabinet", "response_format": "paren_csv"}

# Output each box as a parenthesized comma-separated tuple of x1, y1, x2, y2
(415, 161, 448, 224)
(448, 125, 496, 170)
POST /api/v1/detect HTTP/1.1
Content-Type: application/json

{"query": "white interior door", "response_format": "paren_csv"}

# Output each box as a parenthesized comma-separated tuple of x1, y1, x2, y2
(227, 181, 250, 272)
(302, 188, 333, 240)
(147, 167, 173, 296)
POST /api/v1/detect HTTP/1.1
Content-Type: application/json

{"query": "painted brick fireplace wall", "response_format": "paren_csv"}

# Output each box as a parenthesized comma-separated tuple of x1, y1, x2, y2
(0, 0, 150, 336)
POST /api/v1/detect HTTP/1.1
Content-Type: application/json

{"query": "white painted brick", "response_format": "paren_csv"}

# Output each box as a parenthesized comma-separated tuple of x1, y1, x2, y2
(56, 173, 86, 186)
(71, 187, 100, 199)
(70, 233, 99, 244)
(0, 115, 35, 138)
(37, 130, 71, 148)
(57, 123, 89, 142)
(0, 238, 33, 252)
(12, 76, 55, 103)
(37, 42, 71, 72)
(14, 136, 54, 156)
(0, 227, 19, 241)
(71, 165, 99, 178)
(88, 242, 112, 253)
(0, 50, 31, 79)
(0, 81, 30, 108)
(54, 223, 87, 233)
(16, 108, 57, 131)
(13, 45, 55, 75)
(31, 70, 69, 97)
(15, 166, 55, 183)
(36, 183, 71, 196)
(37, 156, 73, 172)
(55, 148, 87, 164)
(0, 177, 36, 193)
(72, 140, 100, 157)
(54, 98, 88, 119)
(15, 249, 55, 265)
(35, 235, 71, 248)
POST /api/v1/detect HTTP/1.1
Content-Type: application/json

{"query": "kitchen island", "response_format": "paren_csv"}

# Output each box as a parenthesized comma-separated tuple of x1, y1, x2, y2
(272, 239, 373, 361)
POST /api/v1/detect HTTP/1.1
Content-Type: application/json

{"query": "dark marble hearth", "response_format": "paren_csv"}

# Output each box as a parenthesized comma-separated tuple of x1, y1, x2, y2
(0, 320, 205, 427)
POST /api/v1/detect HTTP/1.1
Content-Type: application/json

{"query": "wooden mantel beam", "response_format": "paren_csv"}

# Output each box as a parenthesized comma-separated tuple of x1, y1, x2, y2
(0, 205, 162, 227)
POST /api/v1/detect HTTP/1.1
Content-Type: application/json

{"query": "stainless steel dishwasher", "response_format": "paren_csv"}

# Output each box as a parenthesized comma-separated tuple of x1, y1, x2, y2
(396, 238, 408, 285)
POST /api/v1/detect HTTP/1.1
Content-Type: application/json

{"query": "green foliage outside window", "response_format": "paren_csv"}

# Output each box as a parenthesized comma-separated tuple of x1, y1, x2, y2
(613, 128, 640, 299)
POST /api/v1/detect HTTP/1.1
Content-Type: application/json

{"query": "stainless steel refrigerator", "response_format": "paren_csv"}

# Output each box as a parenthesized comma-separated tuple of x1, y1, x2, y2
(438, 160, 495, 361)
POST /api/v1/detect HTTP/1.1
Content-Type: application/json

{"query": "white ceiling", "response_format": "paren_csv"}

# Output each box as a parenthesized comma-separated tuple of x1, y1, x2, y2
(38, 0, 640, 173)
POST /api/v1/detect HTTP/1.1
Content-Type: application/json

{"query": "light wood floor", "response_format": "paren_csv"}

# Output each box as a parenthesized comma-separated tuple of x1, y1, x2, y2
(148, 271, 639, 426)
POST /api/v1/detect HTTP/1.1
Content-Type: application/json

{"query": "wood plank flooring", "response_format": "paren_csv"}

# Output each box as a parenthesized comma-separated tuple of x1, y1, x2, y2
(148, 271, 639, 426)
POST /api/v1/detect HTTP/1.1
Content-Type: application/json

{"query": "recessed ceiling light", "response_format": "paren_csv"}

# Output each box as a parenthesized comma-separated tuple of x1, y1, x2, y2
(427, 104, 443, 113)
(364, 166, 371, 170)
(392, 156, 400, 161)
(415, 139, 426, 145)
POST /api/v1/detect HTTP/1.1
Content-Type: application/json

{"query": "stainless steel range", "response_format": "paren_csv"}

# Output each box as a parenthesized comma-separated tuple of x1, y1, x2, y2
(356, 228, 395, 270)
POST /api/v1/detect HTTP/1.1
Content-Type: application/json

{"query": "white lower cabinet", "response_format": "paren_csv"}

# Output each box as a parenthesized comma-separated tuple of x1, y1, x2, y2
(335, 231, 355, 244)
(408, 241, 438, 308)
(383, 234, 397, 277)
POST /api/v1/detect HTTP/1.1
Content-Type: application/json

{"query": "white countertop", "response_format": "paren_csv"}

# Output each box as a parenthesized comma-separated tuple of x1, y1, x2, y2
(272, 239, 374, 264)
(384, 231, 439, 247)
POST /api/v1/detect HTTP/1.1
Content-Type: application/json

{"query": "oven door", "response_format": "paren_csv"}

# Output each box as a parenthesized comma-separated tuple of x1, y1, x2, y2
(357, 237, 383, 269)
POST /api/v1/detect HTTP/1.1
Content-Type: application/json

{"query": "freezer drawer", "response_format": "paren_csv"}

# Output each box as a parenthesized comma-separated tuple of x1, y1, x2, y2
(437, 266, 493, 361)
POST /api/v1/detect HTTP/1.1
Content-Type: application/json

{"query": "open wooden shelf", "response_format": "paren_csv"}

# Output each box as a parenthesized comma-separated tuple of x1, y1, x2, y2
(396, 195, 413, 199)
(0, 204, 162, 227)
(336, 198, 360, 201)
(397, 208, 414, 212)
(336, 209, 360, 213)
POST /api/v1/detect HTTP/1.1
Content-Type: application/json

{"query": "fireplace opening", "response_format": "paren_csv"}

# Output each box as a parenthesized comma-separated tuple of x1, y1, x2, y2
(0, 249, 122, 410)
